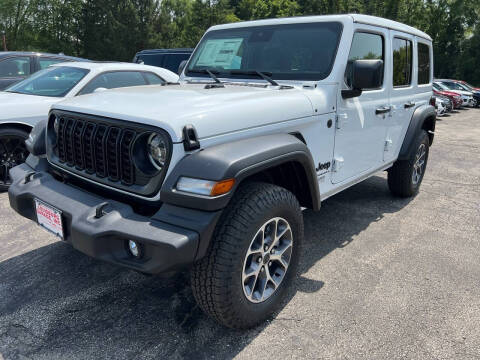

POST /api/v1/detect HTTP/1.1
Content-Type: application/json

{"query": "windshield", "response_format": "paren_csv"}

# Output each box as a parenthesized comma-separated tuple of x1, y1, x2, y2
(187, 22, 343, 81)
(440, 81, 467, 92)
(5, 66, 89, 97)
(455, 82, 472, 91)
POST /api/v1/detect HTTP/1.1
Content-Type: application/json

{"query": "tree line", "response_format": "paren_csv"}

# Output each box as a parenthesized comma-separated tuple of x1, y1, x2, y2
(1, 0, 479, 84)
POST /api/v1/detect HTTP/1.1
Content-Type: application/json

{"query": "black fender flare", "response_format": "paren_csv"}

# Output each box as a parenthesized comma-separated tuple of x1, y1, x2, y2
(160, 134, 321, 212)
(398, 104, 436, 161)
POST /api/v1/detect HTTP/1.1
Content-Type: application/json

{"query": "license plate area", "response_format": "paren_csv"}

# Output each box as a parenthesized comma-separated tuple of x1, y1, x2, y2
(35, 199, 64, 239)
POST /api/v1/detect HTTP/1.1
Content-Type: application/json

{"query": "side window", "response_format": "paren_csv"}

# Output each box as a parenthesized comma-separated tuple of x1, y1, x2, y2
(79, 71, 147, 95)
(39, 58, 67, 70)
(417, 43, 431, 85)
(143, 72, 164, 85)
(393, 37, 413, 87)
(0, 56, 31, 77)
(162, 54, 190, 73)
(345, 32, 384, 89)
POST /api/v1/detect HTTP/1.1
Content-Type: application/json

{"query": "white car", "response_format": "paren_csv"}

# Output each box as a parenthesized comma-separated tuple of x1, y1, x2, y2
(9, 15, 436, 328)
(0, 62, 178, 189)
(434, 81, 474, 107)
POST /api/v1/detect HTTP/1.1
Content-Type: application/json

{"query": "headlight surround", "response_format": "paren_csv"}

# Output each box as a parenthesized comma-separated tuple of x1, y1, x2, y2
(148, 133, 168, 170)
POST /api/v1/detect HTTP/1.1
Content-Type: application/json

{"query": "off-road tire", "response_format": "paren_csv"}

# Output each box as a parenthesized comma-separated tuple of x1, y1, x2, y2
(191, 182, 303, 329)
(388, 130, 430, 197)
(0, 127, 30, 192)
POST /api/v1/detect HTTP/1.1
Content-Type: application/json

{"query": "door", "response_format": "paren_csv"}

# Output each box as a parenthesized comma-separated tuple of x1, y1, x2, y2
(384, 32, 418, 163)
(332, 26, 391, 184)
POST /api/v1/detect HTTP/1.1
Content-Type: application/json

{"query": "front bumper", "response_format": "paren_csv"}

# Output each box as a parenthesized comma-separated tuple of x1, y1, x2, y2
(8, 160, 203, 274)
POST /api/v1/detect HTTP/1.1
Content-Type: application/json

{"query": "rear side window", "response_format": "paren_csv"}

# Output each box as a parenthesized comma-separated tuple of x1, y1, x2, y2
(0, 56, 31, 77)
(79, 71, 147, 95)
(393, 37, 413, 87)
(417, 43, 431, 85)
(137, 54, 164, 67)
(143, 72, 165, 85)
(345, 32, 384, 89)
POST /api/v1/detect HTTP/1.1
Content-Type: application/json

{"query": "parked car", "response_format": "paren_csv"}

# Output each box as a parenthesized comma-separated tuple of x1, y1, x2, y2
(0, 51, 87, 90)
(432, 83, 462, 109)
(434, 96, 447, 116)
(449, 80, 480, 108)
(9, 15, 436, 329)
(456, 80, 480, 92)
(434, 80, 474, 107)
(0, 62, 179, 190)
(133, 48, 193, 74)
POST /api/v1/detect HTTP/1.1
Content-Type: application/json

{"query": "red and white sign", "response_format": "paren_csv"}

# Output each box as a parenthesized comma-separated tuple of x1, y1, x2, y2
(35, 199, 64, 239)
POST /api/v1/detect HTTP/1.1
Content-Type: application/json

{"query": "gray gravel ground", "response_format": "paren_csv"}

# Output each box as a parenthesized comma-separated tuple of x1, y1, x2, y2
(0, 109, 479, 360)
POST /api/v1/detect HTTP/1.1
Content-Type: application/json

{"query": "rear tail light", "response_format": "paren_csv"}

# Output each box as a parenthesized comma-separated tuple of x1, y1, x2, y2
(429, 96, 436, 106)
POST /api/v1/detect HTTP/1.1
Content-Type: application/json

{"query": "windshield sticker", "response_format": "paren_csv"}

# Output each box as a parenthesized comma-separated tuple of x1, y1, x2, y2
(196, 38, 243, 69)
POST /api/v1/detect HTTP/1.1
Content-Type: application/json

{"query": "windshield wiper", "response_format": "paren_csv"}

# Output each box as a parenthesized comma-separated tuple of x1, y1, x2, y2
(188, 69, 223, 84)
(228, 70, 279, 86)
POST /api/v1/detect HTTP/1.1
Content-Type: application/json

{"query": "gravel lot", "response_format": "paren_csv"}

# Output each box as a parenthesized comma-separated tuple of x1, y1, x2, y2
(1, 109, 479, 360)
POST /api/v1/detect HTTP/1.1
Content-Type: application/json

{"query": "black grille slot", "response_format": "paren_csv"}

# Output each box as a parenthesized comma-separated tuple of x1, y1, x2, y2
(83, 123, 96, 173)
(120, 130, 136, 185)
(64, 118, 76, 165)
(94, 125, 108, 178)
(73, 120, 85, 169)
(57, 117, 67, 162)
(106, 127, 121, 181)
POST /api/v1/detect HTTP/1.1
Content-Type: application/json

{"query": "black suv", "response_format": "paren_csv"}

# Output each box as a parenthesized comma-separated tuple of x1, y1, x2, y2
(0, 51, 87, 90)
(132, 48, 193, 74)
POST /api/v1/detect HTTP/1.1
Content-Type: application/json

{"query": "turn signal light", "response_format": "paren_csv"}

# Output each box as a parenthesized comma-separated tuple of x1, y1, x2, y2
(210, 179, 235, 196)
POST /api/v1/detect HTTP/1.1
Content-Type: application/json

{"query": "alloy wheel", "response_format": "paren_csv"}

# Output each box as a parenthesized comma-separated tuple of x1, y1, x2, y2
(412, 143, 426, 185)
(0, 135, 29, 187)
(242, 217, 293, 303)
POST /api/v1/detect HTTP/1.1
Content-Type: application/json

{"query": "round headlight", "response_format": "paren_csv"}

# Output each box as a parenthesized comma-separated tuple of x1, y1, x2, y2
(148, 133, 167, 170)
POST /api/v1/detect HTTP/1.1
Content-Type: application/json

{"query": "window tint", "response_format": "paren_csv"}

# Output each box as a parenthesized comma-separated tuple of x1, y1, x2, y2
(162, 53, 190, 73)
(79, 71, 147, 95)
(393, 38, 413, 87)
(0, 56, 31, 77)
(143, 72, 164, 85)
(345, 32, 384, 88)
(39, 58, 67, 70)
(417, 43, 430, 85)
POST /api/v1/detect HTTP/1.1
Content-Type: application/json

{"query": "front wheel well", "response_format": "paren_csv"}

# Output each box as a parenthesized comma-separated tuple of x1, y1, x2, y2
(240, 161, 315, 209)
(422, 115, 436, 145)
(0, 123, 32, 135)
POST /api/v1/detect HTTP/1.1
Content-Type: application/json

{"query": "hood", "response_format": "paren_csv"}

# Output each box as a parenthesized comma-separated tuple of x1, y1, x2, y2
(53, 83, 323, 142)
(434, 90, 460, 98)
(0, 91, 59, 124)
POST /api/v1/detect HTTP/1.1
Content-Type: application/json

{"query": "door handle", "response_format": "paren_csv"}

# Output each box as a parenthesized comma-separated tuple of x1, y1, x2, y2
(404, 101, 416, 109)
(375, 106, 391, 115)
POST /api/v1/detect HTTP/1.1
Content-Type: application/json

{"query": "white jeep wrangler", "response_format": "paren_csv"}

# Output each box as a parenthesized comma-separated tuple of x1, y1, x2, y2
(9, 14, 435, 329)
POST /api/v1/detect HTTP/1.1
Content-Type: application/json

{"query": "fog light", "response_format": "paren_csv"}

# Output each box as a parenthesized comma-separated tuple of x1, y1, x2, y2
(128, 240, 140, 257)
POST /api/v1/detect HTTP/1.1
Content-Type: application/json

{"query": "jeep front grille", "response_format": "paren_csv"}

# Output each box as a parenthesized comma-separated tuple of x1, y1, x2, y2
(56, 117, 136, 185)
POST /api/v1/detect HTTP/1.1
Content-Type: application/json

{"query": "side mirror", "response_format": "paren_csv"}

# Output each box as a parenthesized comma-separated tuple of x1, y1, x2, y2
(93, 87, 108, 93)
(342, 59, 384, 99)
(178, 60, 188, 75)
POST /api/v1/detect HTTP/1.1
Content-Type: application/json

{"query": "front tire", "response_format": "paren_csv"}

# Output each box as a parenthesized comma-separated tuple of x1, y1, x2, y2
(191, 182, 303, 329)
(388, 130, 430, 197)
(0, 127, 30, 191)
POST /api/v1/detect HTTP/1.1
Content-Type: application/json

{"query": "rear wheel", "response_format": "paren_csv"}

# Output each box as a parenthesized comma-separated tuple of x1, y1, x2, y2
(0, 128, 30, 191)
(191, 182, 303, 329)
(388, 130, 429, 198)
